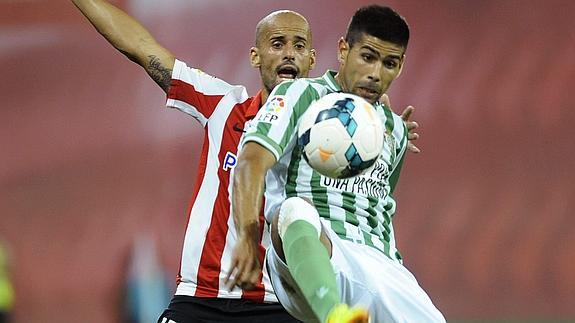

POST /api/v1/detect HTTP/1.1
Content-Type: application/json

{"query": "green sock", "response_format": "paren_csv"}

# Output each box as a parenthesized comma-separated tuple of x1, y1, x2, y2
(282, 220, 339, 322)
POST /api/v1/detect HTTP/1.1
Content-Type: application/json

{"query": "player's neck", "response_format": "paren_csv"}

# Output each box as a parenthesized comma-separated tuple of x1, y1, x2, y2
(261, 89, 270, 105)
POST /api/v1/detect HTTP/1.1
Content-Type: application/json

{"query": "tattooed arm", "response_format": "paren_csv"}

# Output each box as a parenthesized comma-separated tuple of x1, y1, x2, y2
(72, 0, 174, 93)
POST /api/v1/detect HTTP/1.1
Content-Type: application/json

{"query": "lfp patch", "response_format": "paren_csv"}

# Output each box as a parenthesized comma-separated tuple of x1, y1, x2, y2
(258, 95, 286, 124)
(265, 96, 285, 113)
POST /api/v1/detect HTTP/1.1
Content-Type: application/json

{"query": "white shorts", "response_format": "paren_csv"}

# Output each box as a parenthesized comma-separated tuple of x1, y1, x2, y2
(266, 220, 446, 323)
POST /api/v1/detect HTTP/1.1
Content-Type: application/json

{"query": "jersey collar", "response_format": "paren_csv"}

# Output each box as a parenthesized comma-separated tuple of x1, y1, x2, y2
(322, 70, 342, 92)
(246, 90, 263, 119)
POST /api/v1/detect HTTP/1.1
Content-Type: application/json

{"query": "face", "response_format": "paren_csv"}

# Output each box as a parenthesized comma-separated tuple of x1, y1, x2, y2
(251, 12, 316, 99)
(335, 33, 405, 104)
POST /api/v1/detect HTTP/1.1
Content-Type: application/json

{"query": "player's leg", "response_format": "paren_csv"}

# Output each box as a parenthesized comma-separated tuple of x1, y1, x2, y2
(369, 259, 446, 323)
(272, 197, 338, 321)
(271, 197, 368, 323)
(327, 236, 445, 323)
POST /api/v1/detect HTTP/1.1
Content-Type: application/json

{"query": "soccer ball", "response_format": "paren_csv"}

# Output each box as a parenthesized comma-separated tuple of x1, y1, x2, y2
(298, 92, 384, 179)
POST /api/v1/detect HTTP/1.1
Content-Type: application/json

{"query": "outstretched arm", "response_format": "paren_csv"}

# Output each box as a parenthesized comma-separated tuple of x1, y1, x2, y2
(72, 0, 175, 93)
(225, 142, 276, 290)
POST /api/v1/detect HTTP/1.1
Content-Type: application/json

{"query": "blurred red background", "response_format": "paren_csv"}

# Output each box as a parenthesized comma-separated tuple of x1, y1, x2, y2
(1, 0, 574, 322)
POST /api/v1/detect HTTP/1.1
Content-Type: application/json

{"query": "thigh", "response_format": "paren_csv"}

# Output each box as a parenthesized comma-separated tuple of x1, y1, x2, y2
(330, 236, 446, 323)
(265, 247, 320, 323)
(158, 295, 301, 323)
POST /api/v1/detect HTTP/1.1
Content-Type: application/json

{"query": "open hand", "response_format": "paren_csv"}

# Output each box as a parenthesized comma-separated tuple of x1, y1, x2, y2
(380, 94, 421, 154)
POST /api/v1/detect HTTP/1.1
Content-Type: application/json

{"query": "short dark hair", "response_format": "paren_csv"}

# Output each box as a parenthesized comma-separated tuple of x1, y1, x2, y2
(345, 5, 410, 50)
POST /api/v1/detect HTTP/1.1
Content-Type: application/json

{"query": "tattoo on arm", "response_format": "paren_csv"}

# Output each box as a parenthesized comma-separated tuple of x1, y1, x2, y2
(147, 55, 172, 93)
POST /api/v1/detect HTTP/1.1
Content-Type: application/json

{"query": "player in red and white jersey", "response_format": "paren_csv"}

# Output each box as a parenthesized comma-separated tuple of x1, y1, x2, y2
(72, 1, 315, 322)
(166, 60, 276, 302)
(72, 1, 420, 322)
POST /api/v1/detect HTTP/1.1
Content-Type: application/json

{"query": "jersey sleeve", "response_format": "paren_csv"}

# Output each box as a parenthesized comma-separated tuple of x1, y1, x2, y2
(242, 80, 321, 161)
(166, 59, 235, 126)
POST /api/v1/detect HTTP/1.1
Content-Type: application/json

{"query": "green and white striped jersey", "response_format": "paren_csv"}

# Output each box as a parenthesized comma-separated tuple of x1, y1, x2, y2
(243, 70, 408, 262)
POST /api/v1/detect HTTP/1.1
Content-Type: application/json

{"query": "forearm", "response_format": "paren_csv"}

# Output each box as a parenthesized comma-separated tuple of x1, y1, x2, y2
(73, 0, 146, 60)
(232, 143, 275, 241)
(232, 161, 265, 241)
(72, 0, 174, 91)
(225, 143, 274, 289)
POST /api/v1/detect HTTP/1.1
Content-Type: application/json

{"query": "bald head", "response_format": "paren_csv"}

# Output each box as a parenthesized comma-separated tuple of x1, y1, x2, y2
(250, 10, 315, 101)
(255, 10, 312, 47)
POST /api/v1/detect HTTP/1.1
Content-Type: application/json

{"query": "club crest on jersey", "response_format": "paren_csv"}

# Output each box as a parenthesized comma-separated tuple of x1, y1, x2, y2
(383, 130, 397, 161)
(223, 151, 237, 171)
(258, 95, 286, 124)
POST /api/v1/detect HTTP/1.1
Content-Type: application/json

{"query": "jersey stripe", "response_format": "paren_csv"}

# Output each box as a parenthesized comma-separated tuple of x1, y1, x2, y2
(177, 118, 223, 296)
(167, 59, 235, 122)
(194, 98, 242, 297)
(176, 127, 211, 287)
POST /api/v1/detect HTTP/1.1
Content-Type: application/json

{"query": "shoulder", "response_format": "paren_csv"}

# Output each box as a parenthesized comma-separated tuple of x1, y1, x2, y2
(273, 76, 327, 96)
(172, 59, 243, 91)
(269, 80, 326, 116)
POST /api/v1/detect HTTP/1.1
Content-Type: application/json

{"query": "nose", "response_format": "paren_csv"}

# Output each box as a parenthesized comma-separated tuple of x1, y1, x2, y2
(283, 44, 296, 61)
(367, 61, 382, 83)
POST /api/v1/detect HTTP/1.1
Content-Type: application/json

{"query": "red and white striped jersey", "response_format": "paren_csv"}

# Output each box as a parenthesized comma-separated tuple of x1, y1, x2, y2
(166, 59, 276, 303)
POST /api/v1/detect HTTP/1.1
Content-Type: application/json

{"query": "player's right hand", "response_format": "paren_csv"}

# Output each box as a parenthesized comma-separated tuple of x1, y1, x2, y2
(224, 233, 261, 291)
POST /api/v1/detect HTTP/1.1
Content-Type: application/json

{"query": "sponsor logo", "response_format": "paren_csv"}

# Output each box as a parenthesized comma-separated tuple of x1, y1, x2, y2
(232, 123, 245, 133)
(223, 151, 237, 171)
(320, 159, 390, 199)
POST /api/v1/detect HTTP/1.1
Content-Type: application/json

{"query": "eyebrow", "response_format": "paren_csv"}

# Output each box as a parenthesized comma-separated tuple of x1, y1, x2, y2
(293, 35, 308, 43)
(269, 35, 308, 43)
(360, 45, 402, 60)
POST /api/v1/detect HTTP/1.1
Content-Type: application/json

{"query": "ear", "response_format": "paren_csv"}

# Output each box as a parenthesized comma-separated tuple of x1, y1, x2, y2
(250, 47, 260, 68)
(395, 54, 406, 79)
(309, 48, 317, 70)
(337, 37, 349, 63)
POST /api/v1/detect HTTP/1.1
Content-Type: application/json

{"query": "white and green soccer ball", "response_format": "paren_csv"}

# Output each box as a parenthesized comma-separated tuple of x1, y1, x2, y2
(298, 92, 384, 179)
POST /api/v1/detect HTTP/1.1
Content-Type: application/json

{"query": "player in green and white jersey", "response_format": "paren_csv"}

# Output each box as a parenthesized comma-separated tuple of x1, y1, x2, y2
(244, 70, 407, 262)
(229, 5, 445, 323)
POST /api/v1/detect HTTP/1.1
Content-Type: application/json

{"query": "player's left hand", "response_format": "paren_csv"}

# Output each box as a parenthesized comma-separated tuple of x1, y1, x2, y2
(224, 233, 261, 291)
(380, 94, 421, 154)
